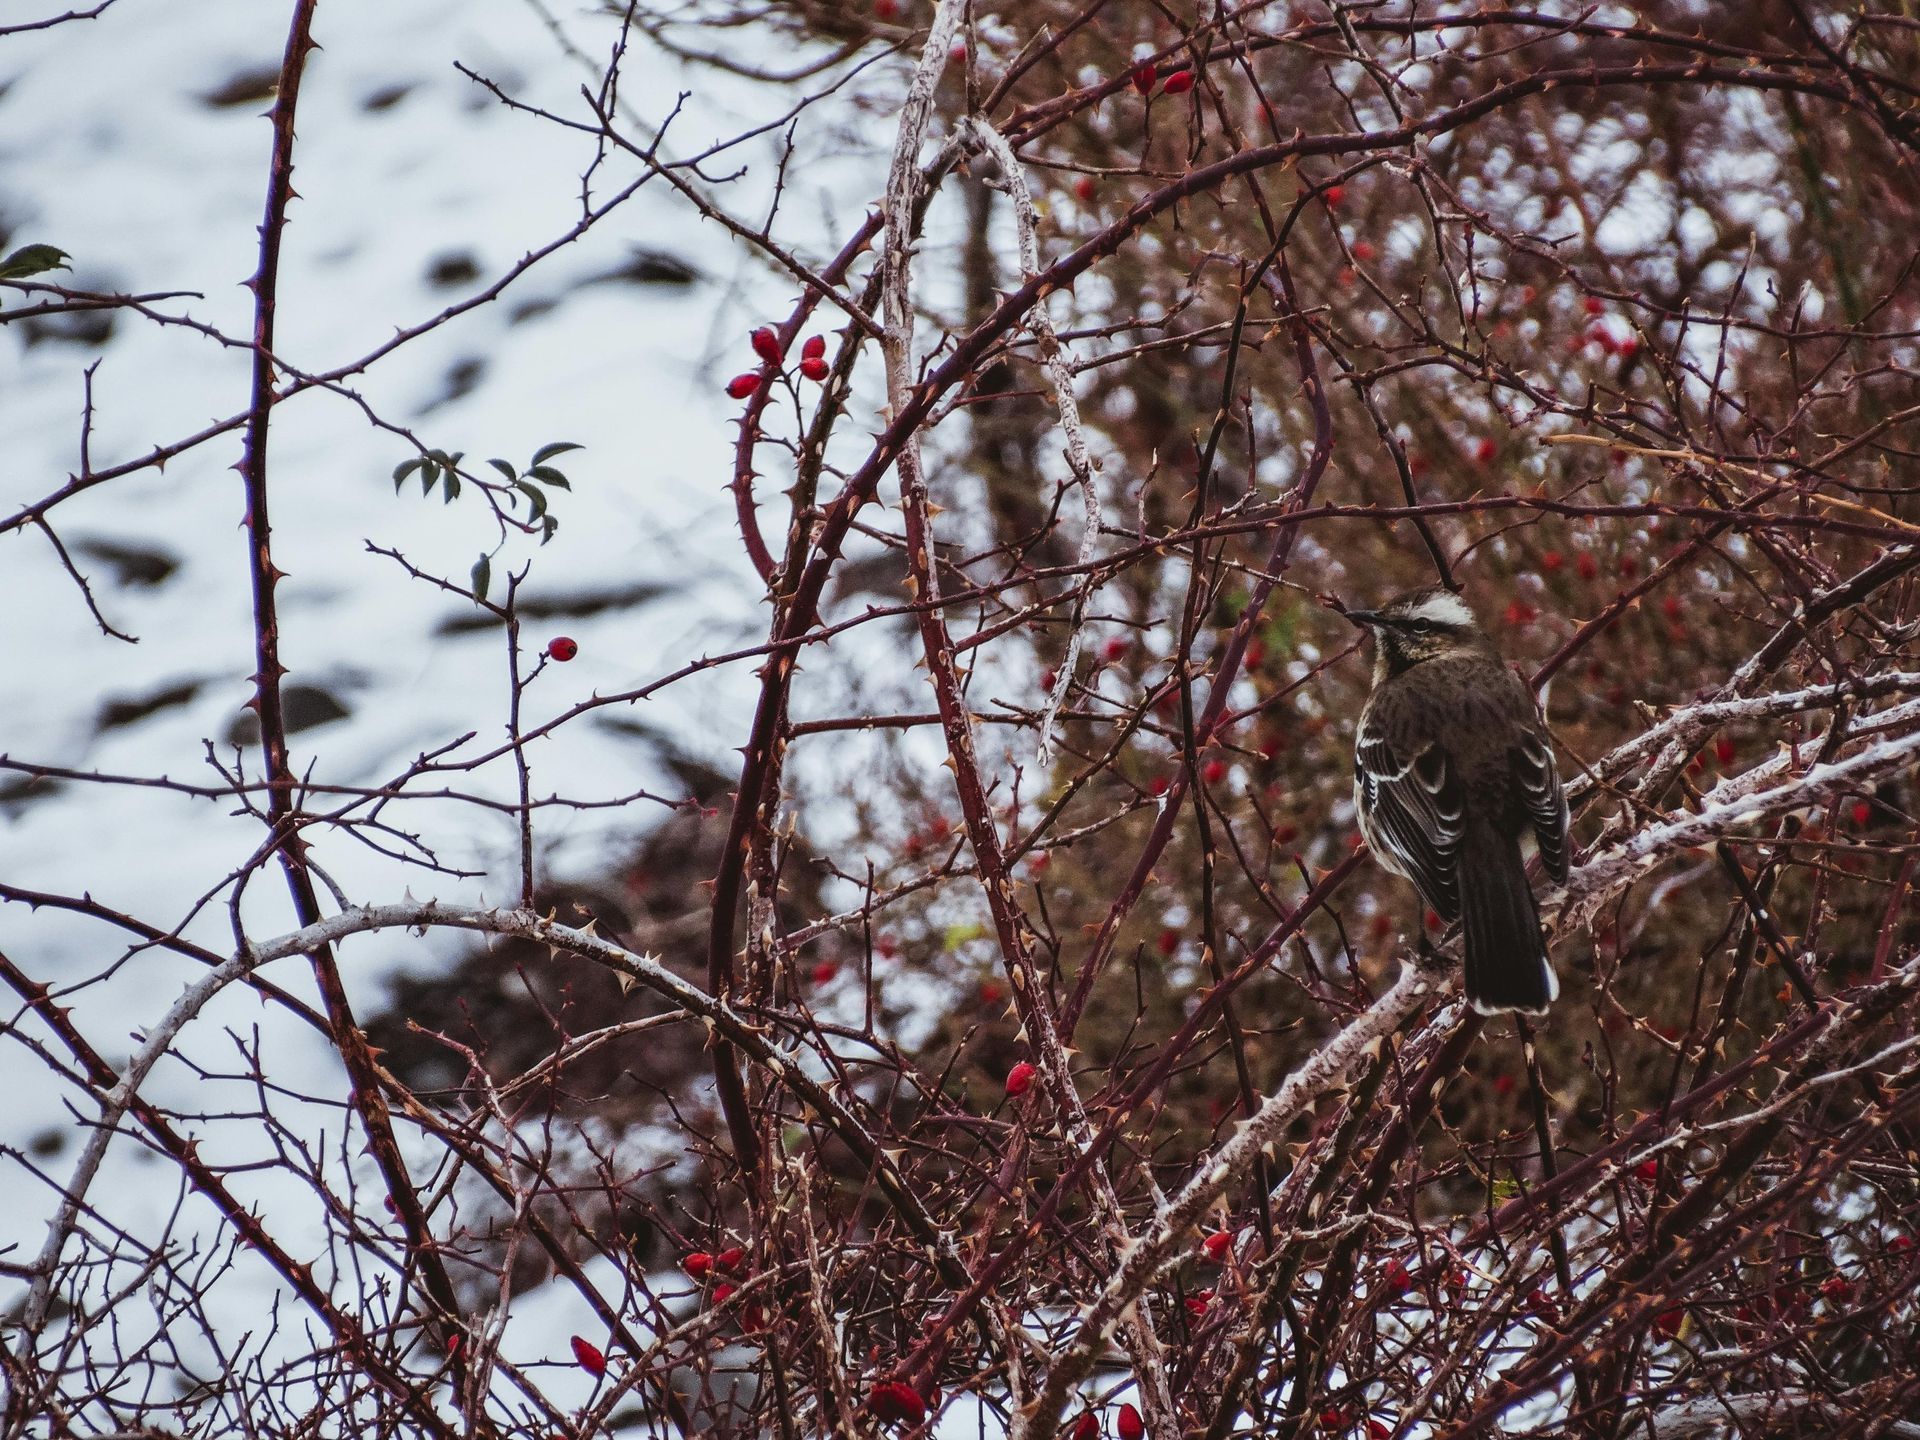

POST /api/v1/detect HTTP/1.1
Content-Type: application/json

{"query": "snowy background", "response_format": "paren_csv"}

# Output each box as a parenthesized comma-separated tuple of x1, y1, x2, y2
(0, 0, 955, 1424)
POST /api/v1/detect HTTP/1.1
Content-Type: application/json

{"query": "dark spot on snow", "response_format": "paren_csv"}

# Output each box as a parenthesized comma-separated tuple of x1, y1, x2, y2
(28, 1127, 65, 1158)
(0, 772, 63, 816)
(19, 305, 115, 349)
(592, 719, 734, 805)
(425, 251, 480, 288)
(418, 355, 486, 414)
(98, 680, 200, 731)
(435, 580, 668, 634)
(592, 248, 700, 287)
(200, 67, 279, 109)
(362, 82, 413, 112)
(225, 683, 350, 745)
(508, 297, 557, 325)
(74, 537, 179, 588)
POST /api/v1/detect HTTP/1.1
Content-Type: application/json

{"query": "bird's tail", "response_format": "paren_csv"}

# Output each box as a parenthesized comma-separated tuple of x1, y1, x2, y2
(1457, 820, 1557, 1014)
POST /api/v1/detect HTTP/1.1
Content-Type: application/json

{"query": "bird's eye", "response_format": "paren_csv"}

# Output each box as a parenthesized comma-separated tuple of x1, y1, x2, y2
(1407, 619, 1433, 633)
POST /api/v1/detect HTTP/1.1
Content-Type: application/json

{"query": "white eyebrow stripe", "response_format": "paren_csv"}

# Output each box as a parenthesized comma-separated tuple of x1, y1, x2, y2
(1403, 591, 1475, 627)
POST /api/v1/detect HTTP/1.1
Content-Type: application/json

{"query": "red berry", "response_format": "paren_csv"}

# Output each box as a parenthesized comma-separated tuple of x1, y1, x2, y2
(1131, 61, 1157, 93)
(1272, 821, 1298, 845)
(1028, 850, 1051, 874)
(570, 1335, 607, 1377)
(711, 1281, 736, 1305)
(1203, 758, 1228, 785)
(1350, 239, 1377, 262)
(1384, 1259, 1412, 1293)
(868, 1381, 925, 1426)
(1853, 800, 1873, 827)
(1148, 776, 1171, 798)
(1074, 175, 1097, 203)
(1619, 554, 1638, 577)
(1504, 600, 1536, 627)
(1424, 909, 1442, 931)
(546, 636, 578, 662)
(979, 980, 1004, 1004)
(1583, 295, 1606, 316)
(1117, 1403, 1145, 1440)
(1185, 1289, 1214, 1317)
(1323, 184, 1345, 206)
(750, 327, 784, 365)
(716, 1246, 746, 1273)
(1471, 436, 1497, 465)
(1576, 553, 1599, 581)
(810, 959, 838, 985)
(684, 1251, 715, 1280)
(800, 355, 829, 381)
(1821, 1275, 1854, 1301)
(1005, 1060, 1037, 1097)
(1369, 913, 1392, 940)
(873, 0, 900, 18)
(725, 372, 760, 400)
(1661, 594, 1682, 619)
(1654, 1307, 1684, 1338)
(1202, 1230, 1234, 1263)
(1319, 1411, 1350, 1431)
(801, 334, 826, 361)
(1889, 1233, 1915, 1254)
(1156, 928, 1180, 957)
(1541, 550, 1564, 572)
(1406, 450, 1428, 477)
(1494, 1073, 1516, 1096)
(1161, 67, 1194, 94)
(1071, 1415, 1099, 1440)
(1635, 1159, 1659, 1183)
(1368, 1423, 1390, 1440)
(1714, 735, 1736, 766)
(1102, 635, 1130, 662)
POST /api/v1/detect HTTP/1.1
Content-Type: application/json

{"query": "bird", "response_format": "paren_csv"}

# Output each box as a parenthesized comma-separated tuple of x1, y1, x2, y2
(1344, 586, 1569, 1014)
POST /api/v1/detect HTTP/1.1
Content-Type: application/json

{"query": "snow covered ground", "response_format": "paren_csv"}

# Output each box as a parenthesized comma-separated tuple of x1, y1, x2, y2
(0, 0, 941, 1426)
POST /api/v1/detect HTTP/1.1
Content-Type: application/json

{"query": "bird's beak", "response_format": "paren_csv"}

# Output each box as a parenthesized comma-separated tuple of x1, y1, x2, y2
(1342, 608, 1383, 629)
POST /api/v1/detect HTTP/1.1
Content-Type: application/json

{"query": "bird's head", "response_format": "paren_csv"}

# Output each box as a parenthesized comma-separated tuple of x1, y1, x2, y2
(1343, 586, 1496, 676)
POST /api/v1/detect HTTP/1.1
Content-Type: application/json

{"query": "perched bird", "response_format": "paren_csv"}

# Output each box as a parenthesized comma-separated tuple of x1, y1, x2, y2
(1346, 587, 1569, 1014)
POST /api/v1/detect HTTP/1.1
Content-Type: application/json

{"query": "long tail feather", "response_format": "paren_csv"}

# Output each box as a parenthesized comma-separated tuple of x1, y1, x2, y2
(1458, 822, 1556, 1014)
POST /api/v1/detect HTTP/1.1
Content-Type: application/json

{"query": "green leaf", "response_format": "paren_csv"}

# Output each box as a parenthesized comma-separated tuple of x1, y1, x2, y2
(513, 480, 549, 522)
(531, 441, 583, 466)
(442, 471, 461, 502)
(420, 463, 439, 496)
(486, 458, 518, 484)
(471, 552, 491, 604)
(0, 244, 71, 280)
(392, 457, 425, 488)
(527, 465, 571, 489)
(540, 515, 558, 545)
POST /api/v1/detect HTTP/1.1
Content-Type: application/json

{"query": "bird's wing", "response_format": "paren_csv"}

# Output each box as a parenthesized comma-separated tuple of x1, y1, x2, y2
(1512, 724, 1570, 883)
(1356, 724, 1464, 920)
